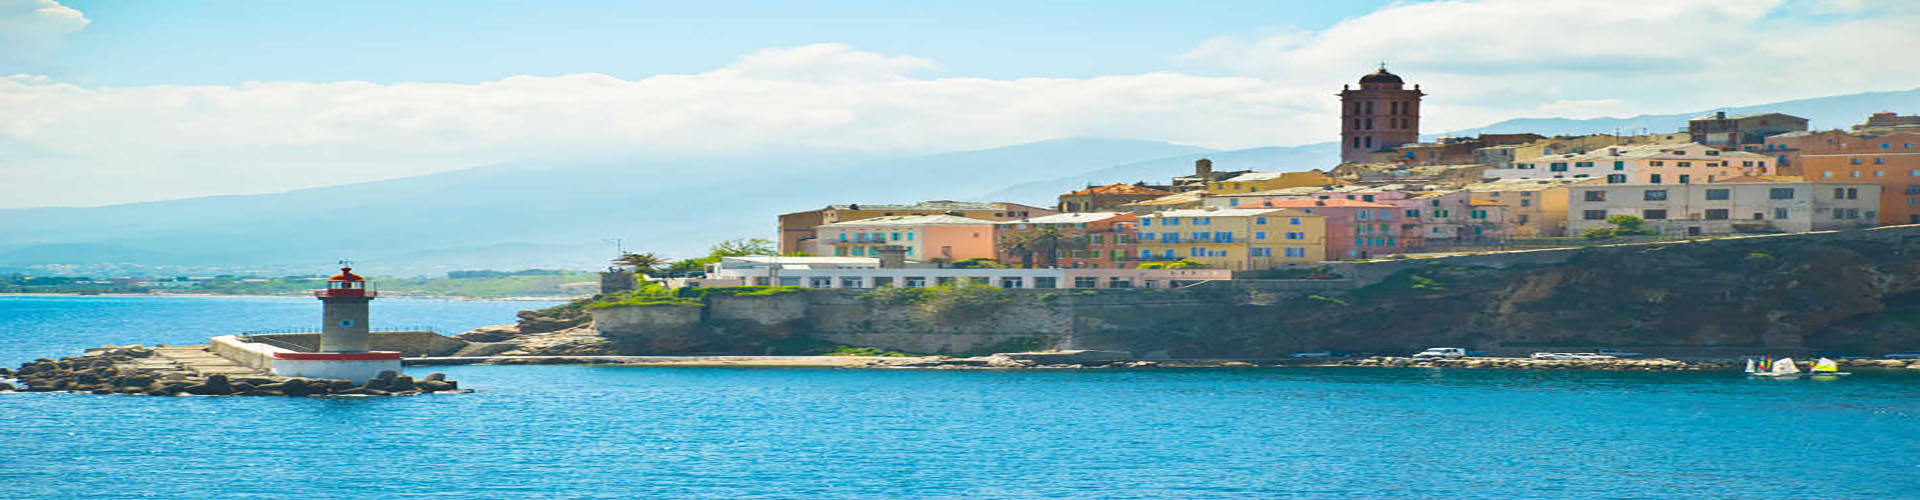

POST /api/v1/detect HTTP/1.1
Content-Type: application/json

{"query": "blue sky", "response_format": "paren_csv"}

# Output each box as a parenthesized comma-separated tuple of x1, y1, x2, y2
(3, 0, 1918, 208)
(48, 0, 1394, 85)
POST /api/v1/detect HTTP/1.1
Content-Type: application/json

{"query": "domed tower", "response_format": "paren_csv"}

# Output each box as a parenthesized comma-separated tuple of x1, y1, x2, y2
(316, 265, 375, 352)
(1338, 64, 1424, 164)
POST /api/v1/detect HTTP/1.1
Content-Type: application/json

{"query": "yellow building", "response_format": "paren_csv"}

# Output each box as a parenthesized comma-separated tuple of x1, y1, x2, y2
(1461, 178, 1593, 237)
(1133, 208, 1327, 270)
(1204, 170, 1348, 194)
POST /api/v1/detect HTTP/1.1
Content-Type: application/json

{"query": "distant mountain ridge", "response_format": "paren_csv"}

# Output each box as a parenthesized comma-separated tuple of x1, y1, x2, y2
(6, 87, 1915, 274)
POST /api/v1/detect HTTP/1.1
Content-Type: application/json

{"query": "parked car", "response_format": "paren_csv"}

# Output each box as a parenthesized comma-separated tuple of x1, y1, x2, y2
(1413, 347, 1468, 359)
(1884, 352, 1920, 360)
(1531, 352, 1573, 360)
(1596, 348, 1644, 358)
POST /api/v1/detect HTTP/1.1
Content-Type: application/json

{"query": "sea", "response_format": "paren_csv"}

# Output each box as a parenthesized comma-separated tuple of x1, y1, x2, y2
(1, 295, 1917, 499)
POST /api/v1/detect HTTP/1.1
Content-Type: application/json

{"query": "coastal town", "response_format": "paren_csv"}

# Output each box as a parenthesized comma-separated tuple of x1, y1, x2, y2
(679, 68, 1920, 291)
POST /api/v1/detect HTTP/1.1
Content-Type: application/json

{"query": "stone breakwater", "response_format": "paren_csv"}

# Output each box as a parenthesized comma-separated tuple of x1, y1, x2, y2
(0, 345, 466, 397)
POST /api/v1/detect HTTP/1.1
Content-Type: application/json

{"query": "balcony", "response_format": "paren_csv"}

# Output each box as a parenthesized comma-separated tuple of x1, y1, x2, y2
(313, 289, 378, 298)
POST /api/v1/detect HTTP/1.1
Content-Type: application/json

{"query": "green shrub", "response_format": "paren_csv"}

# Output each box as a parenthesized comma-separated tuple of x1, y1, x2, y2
(917, 283, 1012, 323)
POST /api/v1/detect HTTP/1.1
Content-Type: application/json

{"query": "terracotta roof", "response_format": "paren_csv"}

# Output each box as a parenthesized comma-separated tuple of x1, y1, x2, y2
(823, 215, 997, 227)
(1063, 183, 1172, 196)
(1468, 199, 1506, 206)
(1000, 212, 1129, 224)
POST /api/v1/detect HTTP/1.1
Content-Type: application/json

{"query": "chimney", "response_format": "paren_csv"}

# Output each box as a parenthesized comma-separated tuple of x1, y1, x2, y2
(874, 245, 908, 269)
(1195, 158, 1213, 178)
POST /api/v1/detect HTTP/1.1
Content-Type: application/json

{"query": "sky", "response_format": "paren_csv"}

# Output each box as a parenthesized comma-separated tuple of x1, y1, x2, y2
(3, 0, 1919, 208)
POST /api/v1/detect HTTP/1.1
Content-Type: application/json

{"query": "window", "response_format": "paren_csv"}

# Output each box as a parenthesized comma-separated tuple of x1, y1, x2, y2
(1517, 215, 1530, 223)
(838, 233, 848, 242)
(1286, 232, 1305, 240)
(1189, 247, 1206, 257)
(1215, 231, 1233, 243)
(1851, 158, 1862, 165)
(1405, 209, 1420, 217)
(1141, 218, 1151, 226)
(1650, 161, 1664, 166)
(1768, 188, 1794, 200)
(1607, 174, 1627, 184)
(841, 277, 865, 289)
(1254, 231, 1267, 240)
(1140, 232, 1155, 241)
(1705, 209, 1729, 220)
(1193, 217, 1210, 225)
(1644, 190, 1668, 201)
(1251, 247, 1273, 257)
(1254, 217, 1267, 225)
(1357, 210, 1371, 221)
(1643, 209, 1667, 220)
(1677, 161, 1691, 167)
(1550, 163, 1568, 172)
(1193, 232, 1209, 241)
(1774, 208, 1789, 220)
(809, 277, 832, 289)
(1355, 237, 1366, 246)
(1284, 247, 1307, 258)
(1583, 210, 1607, 220)
(1289, 217, 1302, 225)
(1520, 199, 1532, 207)
(1165, 218, 1179, 225)
(1613, 161, 1625, 170)
(1161, 232, 1178, 243)
(1470, 210, 1487, 219)
(1679, 175, 1690, 184)
(1074, 276, 1098, 288)
(1706, 188, 1730, 200)
(1584, 191, 1607, 202)
(1650, 174, 1663, 184)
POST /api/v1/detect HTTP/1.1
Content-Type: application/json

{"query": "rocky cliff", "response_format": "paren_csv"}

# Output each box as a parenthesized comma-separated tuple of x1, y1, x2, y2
(471, 226, 1920, 358)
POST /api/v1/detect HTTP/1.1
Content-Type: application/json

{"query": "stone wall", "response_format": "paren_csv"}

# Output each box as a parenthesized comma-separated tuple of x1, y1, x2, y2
(242, 331, 466, 357)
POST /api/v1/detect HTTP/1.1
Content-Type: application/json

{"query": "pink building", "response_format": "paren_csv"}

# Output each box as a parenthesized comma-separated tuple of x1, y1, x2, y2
(814, 215, 997, 264)
(1246, 199, 1406, 260)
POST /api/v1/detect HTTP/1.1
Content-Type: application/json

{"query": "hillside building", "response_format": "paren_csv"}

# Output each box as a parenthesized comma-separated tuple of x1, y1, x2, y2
(993, 212, 1140, 269)
(813, 215, 998, 264)
(1135, 208, 1327, 270)
(1688, 111, 1808, 151)
(1056, 183, 1172, 212)
(1489, 143, 1772, 185)
(1566, 179, 1882, 236)
(1464, 178, 1590, 237)
(1799, 133, 1920, 225)
(778, 201, 1053, 254)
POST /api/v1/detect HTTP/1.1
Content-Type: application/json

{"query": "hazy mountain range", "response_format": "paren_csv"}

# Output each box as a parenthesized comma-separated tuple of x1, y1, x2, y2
(3, 87, 1914, 275)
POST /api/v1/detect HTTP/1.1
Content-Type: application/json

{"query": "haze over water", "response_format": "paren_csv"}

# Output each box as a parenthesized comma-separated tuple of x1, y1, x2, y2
(2, 296, 1917, 499)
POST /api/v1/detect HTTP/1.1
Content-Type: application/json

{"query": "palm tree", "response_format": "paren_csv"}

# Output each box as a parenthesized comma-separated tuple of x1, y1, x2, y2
(612, 252, 669, 275)
(1004, 227, 1086, 268)
(997, 234, 1037, 269)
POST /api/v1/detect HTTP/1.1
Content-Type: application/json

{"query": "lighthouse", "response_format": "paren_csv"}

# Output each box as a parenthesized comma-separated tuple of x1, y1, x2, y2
(269, 264, 401, 383)
(318, 265, 373, 351)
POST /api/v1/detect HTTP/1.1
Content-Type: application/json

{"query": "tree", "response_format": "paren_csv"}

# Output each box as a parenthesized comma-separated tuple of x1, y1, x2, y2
(950, 257, 1004, 269)
(612, 252, 669, 275)
(1581, 215, 1658, 240)
(709, 238, 776, 257)
(997, 227, 1086, 268)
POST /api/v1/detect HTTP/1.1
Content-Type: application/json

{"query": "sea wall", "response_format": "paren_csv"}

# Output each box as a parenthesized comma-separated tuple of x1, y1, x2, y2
(240, 331, 466, 357)
(584, 225, 1920, 358)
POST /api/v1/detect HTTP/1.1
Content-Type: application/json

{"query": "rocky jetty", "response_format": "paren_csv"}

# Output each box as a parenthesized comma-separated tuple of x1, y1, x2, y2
(0, 345, 466, 396)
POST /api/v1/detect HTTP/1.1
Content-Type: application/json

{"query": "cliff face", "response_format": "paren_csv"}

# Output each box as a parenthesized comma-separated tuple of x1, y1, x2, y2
(1170, 231, 1920, 357)
(574, 226, 1920, 358)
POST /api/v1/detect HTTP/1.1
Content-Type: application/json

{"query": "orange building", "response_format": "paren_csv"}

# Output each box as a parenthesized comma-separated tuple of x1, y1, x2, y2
(1799, 133, 1920, 225)
(994, 212, 1140, 269)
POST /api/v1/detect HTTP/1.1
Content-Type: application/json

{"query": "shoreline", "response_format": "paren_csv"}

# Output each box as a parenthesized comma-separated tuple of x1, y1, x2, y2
(402, 354, 1920, 372)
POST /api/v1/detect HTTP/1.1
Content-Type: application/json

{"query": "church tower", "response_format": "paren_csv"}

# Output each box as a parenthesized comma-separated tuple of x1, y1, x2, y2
(1338, 65, 1424, 164)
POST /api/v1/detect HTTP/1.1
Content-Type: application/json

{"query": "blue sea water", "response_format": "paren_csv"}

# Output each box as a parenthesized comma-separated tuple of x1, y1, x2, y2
(2, 296, 1918, 499)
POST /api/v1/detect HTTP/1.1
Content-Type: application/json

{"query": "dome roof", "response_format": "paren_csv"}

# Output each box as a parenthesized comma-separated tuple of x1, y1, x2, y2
(1359, 69, 1403, 84)
(328, 267, 365, 282)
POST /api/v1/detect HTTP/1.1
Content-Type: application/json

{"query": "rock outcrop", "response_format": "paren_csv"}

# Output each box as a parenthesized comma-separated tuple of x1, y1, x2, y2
(3, 346, 466, 397)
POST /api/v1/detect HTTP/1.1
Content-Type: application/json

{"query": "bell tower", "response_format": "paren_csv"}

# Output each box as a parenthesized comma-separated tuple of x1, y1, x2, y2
(1338, 64, 1424, 164)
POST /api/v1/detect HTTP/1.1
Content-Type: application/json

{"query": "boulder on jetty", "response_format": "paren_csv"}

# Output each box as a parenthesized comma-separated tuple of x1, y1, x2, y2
(3, 345, 468, 397)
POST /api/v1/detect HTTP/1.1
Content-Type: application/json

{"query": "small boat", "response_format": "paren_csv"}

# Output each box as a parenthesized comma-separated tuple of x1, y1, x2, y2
(1808, 357, 1851, 377)
(1747, 357, 1802, 378)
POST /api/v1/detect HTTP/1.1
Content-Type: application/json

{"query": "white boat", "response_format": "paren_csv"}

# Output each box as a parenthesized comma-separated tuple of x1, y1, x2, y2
(1748, 357, 1802, 378)
(1809, 357, 1851, 377)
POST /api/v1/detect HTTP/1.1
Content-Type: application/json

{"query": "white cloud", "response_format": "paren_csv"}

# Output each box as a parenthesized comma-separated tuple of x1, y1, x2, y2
(0, 0, 87, 60)
(0, 45, 1311, 207)
(1176, 0, 1920, 129)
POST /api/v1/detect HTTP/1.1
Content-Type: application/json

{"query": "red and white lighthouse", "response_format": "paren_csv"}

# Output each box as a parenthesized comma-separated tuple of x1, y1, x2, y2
(269, 265, 402, 382)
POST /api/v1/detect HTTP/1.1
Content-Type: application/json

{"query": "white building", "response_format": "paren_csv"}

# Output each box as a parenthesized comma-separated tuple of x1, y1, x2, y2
(1487, 143, 1772, 185)
(1565, 179, 1881, 236)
